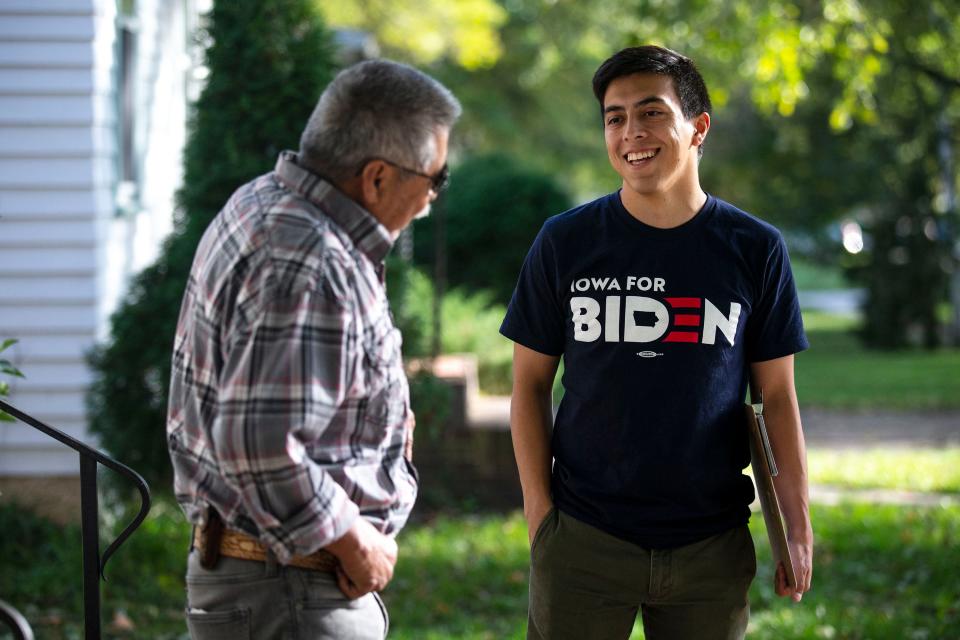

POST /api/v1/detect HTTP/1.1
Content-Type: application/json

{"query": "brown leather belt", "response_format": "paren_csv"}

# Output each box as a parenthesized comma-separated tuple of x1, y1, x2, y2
(193, 524, 339, 573)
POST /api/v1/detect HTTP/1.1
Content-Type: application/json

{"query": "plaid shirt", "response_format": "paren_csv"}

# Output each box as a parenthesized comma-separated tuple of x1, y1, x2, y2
(167, 151, 417, 562)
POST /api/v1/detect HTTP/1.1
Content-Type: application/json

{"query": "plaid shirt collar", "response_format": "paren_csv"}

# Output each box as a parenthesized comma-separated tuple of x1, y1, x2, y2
(274, 151, 394, 264)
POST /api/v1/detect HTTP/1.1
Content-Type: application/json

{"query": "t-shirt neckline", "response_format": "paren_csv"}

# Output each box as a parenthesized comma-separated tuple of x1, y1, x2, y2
(610, 190, 716, 237)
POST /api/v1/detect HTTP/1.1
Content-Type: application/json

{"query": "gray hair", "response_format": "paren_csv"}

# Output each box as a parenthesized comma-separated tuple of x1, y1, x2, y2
(299, 59, 461, 182)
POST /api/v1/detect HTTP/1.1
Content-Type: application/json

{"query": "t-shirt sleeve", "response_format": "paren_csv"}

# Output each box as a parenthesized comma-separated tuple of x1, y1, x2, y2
(745, 233, 809, 362)
(500, 223, 565, 356)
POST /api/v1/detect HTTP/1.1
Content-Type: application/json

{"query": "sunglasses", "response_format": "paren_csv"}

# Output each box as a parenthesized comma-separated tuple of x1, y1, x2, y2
(357, 157, 450, 193)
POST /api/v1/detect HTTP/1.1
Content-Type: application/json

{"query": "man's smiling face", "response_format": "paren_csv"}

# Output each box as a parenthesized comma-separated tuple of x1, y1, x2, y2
(602, 72, 707, 200)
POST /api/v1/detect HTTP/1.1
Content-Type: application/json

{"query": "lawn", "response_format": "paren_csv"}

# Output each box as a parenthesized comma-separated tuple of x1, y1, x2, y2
(807, 447, 960, 494)
(795, 311, 960, 410)
(2, 446, 959, 639)
(387, 503, 960, 640)
(4, 502, 955, 640)
(790, 259, 851, 291)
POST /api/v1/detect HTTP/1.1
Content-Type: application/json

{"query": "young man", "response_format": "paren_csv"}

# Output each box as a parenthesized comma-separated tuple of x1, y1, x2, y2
(167, 60, 460, 639)
(500, 46, 813, 640)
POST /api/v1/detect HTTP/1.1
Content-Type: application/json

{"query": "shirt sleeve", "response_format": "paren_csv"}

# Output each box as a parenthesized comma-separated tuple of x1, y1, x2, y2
(500, 222, 566, 356)
(745, 233, 809, 363)
(216, 270, 361, 561)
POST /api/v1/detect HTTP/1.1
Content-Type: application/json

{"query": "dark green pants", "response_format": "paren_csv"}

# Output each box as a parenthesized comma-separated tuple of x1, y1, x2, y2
(528, 509, 756, 640)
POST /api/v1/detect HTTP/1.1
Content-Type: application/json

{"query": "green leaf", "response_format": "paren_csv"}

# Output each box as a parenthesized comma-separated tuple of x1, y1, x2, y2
(0, 360, 24, 378)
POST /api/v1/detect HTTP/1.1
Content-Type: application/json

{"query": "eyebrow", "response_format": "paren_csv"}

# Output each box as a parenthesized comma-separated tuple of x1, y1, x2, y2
(603, 96, 669, 114)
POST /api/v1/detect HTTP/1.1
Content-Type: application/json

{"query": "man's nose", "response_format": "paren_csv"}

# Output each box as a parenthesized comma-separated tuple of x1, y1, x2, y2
(624, 116, 648, 139)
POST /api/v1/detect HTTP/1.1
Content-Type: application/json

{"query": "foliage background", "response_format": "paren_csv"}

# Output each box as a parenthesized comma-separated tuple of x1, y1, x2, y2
(3, 1, 959, 638)
(328, 0, 960, 348)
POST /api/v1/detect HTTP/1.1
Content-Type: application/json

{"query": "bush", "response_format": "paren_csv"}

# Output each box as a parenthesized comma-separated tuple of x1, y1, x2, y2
(439, 288, 513, 394)
(413, 153, 572, 305)
(386, 258, 513, 395)
(385, 255, 435, 359)
(86, 0, 336, 490)
(0, 499, 192, 638)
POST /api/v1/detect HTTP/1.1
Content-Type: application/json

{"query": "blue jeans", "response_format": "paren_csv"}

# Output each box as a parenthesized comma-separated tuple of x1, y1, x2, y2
(185, 549, 389, 639)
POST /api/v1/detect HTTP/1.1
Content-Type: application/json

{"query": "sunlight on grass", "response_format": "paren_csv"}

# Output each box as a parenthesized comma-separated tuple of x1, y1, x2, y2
(800, 310, 861, 332)
(808, 448, 960, 493)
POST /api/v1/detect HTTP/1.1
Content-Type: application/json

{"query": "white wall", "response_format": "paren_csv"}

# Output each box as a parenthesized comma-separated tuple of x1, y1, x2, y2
(0, 0, 198, 476)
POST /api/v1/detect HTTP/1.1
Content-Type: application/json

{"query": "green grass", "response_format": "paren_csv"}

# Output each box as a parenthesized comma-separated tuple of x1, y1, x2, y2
(4, 446, 960, 638)
(807, 447, 960, 494)
(0, 499, 191, 639)
(795, 311, 960, 410)
(791, 259, 850, 291)
(388, 502, 960, 639)
(744, 502, 960, 640)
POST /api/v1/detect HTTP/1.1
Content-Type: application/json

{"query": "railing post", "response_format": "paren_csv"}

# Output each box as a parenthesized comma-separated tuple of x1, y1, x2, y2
(79, 456, 101, 639)
(0, 400, 150, 640)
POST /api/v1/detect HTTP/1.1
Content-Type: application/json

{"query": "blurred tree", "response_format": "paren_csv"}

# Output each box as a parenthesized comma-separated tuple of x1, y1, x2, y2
(764, 0, 959, 347)
(413, 154, 572, 305)
(317, 0, 507, 70)
(87, 0, 336, 488)
(323, 0, 959, 346)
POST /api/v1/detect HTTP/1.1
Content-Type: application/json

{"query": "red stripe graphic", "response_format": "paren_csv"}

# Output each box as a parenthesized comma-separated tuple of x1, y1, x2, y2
(665, 297, 701, 308)
(664, 331, 699, 343)
(673, 314, 700, 326)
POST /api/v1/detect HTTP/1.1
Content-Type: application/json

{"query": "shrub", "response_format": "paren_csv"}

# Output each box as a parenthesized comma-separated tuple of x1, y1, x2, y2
(385, 255, 435, 359)
(86, 0, 336, 490)
(439, 288, 513, 394)
(386, 258, 513, 395)
(413, 153, 572, 305)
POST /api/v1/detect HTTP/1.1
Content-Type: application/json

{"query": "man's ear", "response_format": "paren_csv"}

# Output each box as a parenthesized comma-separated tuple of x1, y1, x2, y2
(360, 160, 388, 205)
(692, 111, 711, 147)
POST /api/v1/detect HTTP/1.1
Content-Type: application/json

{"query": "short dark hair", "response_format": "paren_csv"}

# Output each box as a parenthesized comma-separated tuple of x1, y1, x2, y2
(592, 45, 712, 121)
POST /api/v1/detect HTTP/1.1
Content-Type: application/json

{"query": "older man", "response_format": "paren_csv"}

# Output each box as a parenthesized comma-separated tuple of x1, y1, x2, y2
(167, 59, 460, 639)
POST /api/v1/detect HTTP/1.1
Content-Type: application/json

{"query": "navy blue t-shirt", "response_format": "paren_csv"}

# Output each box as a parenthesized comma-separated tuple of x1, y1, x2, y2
(500, 191, 808, 549)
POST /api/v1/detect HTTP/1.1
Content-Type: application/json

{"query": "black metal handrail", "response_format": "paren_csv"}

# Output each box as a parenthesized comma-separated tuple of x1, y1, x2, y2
(0, 598, 34, 640)
(0, 399, 151, 640)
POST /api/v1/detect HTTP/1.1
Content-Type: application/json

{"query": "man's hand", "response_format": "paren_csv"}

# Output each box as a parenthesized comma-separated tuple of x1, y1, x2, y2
(776, 535, 813, 602)
(327, 518, 398, 599)
(525, 500, 554, 546)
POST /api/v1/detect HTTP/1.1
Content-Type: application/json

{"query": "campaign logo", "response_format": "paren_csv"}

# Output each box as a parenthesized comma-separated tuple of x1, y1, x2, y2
(567, 275, 742, 346)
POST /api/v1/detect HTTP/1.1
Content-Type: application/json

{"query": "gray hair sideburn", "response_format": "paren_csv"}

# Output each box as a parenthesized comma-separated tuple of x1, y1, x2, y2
(299, 59, 462, 182)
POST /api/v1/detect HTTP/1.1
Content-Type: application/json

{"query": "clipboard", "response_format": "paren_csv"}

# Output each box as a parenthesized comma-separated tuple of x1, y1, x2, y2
(745, 390, 797, 589)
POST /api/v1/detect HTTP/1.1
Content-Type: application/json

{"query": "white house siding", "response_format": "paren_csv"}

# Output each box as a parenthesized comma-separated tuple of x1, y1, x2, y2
(0, 0, 200, 481)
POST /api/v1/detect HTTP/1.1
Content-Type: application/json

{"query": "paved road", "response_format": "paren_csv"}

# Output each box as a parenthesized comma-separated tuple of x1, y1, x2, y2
(801, 408, 960, 448)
